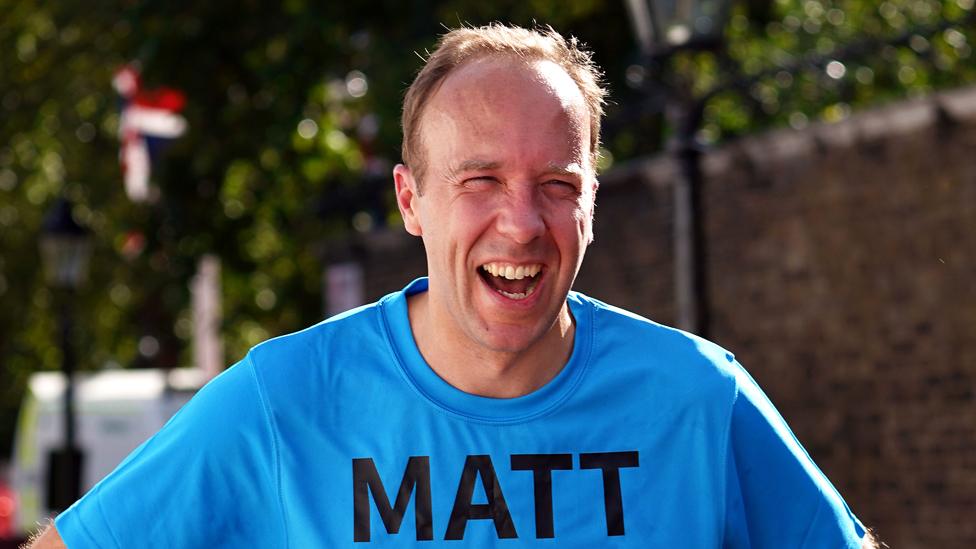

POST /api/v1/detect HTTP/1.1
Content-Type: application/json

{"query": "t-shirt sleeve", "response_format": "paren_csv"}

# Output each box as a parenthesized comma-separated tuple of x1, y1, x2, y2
(723, 362, 866, 549)
(54, 355, 287, 548)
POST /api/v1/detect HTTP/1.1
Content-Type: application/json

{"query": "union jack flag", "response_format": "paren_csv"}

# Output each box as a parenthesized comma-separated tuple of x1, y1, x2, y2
(113, 65, 187, 202)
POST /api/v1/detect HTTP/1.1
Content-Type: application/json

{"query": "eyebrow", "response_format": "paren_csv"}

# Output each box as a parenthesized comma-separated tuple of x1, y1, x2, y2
(447, 159, 585, 180)
(446, 159, 501, 180)
(545, 162, 585, 178)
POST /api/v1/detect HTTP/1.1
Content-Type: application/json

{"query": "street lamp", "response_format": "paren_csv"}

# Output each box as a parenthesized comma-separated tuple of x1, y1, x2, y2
(40, 198, 92, 290)
(624, 0, 734, 337)
(39, 196, 92, 512)
(623, 2, 974, 338)
(624, 0, 731, 58)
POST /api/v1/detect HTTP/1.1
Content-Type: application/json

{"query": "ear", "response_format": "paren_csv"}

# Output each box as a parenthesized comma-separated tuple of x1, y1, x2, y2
(394, 163, 423, 236)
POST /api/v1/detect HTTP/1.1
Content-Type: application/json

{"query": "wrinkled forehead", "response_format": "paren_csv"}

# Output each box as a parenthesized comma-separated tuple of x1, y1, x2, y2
(438, 55, 586, 118)
(420, 55, 591, 162)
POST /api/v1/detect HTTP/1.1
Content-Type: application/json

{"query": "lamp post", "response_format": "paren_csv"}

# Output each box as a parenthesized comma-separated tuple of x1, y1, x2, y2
(624, 0, 733, 338)
(622, 1, 972, 338)
(39, 197, 92, 512)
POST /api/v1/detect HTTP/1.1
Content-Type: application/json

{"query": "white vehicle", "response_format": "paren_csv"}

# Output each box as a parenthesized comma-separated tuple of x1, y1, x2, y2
(10, 368, 206, 534)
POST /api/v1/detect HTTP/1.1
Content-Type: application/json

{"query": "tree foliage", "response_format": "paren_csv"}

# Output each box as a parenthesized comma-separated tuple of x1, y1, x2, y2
(1, 0, 973, 456)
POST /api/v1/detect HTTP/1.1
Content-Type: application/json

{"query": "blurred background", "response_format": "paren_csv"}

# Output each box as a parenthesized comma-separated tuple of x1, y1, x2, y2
(1, 0, 975, 547)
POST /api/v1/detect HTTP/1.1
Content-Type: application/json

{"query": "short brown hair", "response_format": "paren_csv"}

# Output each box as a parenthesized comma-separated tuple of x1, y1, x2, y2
(401, 24, 607, 189)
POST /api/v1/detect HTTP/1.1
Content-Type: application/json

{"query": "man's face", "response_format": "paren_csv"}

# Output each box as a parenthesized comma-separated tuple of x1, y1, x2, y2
(395, 56, 596, 356)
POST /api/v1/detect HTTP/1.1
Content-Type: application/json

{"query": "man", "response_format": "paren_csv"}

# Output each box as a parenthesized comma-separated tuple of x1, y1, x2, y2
(31, 24, 878, 547)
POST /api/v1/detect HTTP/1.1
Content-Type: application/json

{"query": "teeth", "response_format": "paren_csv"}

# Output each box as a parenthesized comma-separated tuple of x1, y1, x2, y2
(480, 263, 542, 280)
(498, 290, 528, 300)
(479, 263, 543, 301)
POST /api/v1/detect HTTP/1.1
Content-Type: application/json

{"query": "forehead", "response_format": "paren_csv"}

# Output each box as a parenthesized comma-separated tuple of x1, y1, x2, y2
(418, 56, 590, 171)
(439, 55, 586, 112)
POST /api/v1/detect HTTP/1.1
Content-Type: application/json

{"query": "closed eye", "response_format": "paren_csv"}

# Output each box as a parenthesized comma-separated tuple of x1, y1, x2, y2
(463, 176, 498, 188)
(543, 179, 580, 195)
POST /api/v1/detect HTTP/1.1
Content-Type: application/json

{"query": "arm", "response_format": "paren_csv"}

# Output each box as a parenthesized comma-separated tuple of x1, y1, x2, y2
(724, 360, 875, 548)
(45, 358, 284, 547)
(22, 522, 66, 549)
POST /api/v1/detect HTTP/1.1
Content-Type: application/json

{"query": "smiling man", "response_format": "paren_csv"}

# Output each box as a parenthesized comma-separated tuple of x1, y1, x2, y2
(32, 24, 877, 548)
(393, 49, 596, 399)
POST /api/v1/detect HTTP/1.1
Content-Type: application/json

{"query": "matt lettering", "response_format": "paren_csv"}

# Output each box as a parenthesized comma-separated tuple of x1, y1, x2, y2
(510, 453, 573, 538)
(353, 456, 433, 542)
(444, 454, 518, 540)
(579, 451, 640, 536)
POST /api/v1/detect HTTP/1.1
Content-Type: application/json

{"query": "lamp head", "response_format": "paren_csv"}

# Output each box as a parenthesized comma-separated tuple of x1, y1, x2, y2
(40, 197, 92, 289)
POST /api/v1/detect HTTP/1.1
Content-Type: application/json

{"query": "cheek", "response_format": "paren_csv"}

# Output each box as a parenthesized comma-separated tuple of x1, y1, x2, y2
(440, 196, 493, 253)
(568, 197, 593, 230)
(548, 204, 590, 243)
(453, 194, 500, 227)
(566, 201, 595, 247)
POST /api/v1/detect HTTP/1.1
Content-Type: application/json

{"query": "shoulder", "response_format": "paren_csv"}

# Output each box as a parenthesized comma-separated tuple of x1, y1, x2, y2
(570, 292, 747, 411)
(249, 300, 386, 364)
(573, 291, 740, 377)
(241, 296, 401, 409)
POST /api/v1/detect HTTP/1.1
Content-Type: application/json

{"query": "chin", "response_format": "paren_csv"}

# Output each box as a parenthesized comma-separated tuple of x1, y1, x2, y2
(473, 321, 549, 355)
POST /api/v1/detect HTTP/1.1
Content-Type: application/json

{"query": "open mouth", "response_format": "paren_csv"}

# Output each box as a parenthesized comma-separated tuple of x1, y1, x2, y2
(478, 262, 543, 301)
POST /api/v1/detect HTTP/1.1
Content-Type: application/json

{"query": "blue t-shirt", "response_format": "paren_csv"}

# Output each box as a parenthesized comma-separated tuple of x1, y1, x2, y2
(57, 278, 865, 547)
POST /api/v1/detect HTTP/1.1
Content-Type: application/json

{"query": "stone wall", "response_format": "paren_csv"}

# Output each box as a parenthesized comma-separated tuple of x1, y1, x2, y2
(331, 85, 976, 549)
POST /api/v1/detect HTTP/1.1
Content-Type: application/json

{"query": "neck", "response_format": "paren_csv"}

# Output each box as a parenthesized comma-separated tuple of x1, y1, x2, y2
(407, 292, 575, 398)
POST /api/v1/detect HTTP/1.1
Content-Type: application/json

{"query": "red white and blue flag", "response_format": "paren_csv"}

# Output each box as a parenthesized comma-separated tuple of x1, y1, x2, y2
(113, 65, 187, 202)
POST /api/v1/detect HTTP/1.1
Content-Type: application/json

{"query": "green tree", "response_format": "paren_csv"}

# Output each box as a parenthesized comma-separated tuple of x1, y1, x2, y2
(1, 0, 973, 458)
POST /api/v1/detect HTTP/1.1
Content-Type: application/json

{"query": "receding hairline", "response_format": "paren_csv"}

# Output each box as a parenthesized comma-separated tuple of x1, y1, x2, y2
(415, 54, 592, 168)
(400, 24, 607, 191)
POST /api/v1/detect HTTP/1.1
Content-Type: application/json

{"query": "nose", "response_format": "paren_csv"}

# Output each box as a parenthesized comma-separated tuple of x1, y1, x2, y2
(495, 186, 546, 244)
